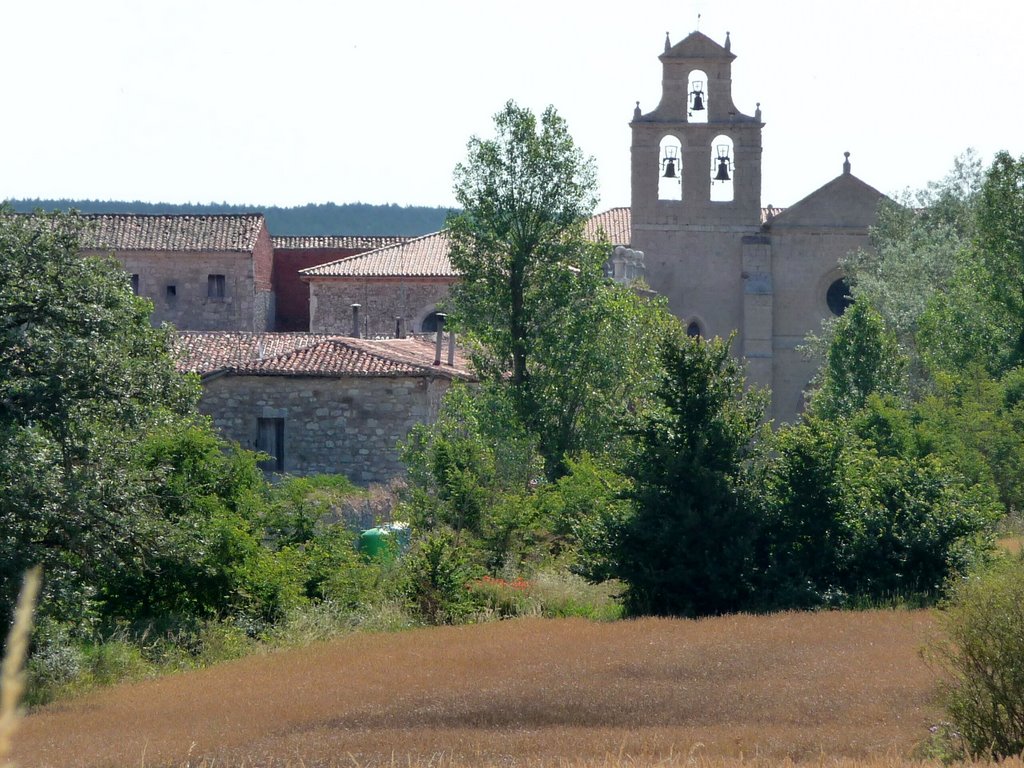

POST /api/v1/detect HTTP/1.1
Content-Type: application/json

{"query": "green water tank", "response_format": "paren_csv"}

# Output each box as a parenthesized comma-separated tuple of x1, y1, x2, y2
(359, 527, 391, 559)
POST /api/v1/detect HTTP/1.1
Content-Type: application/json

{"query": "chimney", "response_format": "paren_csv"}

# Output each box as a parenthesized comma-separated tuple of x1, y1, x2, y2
(433, 313, 446, 366)
(395, 316, 406, 339)
(447, 329, 456, 366)
(351, 304, 361, 338)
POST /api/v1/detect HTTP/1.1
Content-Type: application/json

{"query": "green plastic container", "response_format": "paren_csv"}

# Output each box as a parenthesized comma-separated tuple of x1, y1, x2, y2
(359, 527, 391, 559)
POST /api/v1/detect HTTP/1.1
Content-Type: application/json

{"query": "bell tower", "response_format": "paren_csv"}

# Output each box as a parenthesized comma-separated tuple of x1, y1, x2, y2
(630, 30, 764, 347)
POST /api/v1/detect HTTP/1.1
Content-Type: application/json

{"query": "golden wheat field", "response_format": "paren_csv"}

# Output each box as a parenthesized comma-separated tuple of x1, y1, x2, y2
(11, 611, 956, 768)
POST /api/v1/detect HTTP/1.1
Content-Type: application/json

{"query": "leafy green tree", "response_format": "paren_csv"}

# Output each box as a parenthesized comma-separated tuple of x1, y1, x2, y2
(810, 300, 906, 420)
(447, 101, 671, 477)
(611, 332, 767, 616)
(975, 151, 1024, 365)
(0, 209, 200, 626)
(757, 405, 997, 608)
(843, 151, 982, 343)
(448, 100, 599, 391)
(99, 422, 306, 625)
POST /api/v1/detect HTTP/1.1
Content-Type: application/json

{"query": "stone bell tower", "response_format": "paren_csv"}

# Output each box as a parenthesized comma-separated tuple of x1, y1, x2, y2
(630, 30, 765, 356)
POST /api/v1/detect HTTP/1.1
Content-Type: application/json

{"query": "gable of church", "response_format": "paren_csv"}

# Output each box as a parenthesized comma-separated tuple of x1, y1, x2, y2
(766, 171, 886, 231)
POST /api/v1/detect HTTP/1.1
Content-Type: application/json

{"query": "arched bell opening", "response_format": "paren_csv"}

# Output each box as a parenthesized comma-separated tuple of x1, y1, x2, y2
(687, 69, 708, 123)
(658, 135, 683, 201)
(710, 135, 735, 202)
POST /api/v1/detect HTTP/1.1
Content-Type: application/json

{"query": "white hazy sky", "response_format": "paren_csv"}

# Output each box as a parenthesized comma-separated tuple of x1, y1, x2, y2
(2, 0, 1022, 213)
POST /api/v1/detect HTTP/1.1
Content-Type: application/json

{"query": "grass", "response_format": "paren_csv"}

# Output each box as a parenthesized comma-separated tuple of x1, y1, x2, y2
(13, 609, 949, 767)
(0, 568, 41, 768)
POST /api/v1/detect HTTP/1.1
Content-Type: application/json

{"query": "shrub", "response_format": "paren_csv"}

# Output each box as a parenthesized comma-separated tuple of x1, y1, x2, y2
(467, 575, 538, 618)
(401, 531, 481, 625)
(529, 570, 623, 620)
(934, 556, 1024, 759)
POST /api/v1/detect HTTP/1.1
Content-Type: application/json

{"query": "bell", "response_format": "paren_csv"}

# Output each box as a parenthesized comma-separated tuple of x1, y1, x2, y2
(662, 159, 677, 179)
(714, 158, 731, 181)
(691, 92, 705, 111)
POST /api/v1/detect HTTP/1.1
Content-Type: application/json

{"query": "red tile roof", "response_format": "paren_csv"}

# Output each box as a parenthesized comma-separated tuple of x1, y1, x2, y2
(271, 235, 410, 250)
(174, 332, 473, 380)
(300, 231, 455, 278)
(585, 207, 632, 245)
(302, 209, 636, 279)
(79, 214, 266, 252)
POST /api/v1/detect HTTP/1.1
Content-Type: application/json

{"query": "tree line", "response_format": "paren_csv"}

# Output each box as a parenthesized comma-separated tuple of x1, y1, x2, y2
(4, 199, 450, 236)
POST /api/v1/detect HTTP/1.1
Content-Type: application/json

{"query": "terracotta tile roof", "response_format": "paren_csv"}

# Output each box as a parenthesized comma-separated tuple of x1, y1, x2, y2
(300, 231, 455, 278)
(271, 235, 410, 250)
(302, 209, 635, 279)
(79, 214, 266, 252)
(174, 332, 338, 375)
(173, 331, 473, 380)
(585, 207, 631, 246)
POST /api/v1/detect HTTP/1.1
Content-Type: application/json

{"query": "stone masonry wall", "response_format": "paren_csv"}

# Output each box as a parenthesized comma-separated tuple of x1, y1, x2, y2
(114, 251, 272, 331)
(308, 278, 454, 336)
(199, 374, 452, 483)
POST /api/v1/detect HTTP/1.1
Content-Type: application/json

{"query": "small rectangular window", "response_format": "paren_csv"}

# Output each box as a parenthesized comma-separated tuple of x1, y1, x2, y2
(207, 274, 226, 299)
(166, 284, 176, 300)
(256, 418, 284, 472)
(130, 274, 139, 295)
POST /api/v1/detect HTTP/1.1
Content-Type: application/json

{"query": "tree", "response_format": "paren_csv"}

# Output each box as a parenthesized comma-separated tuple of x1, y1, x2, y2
(840, 152, 985, 387)
(0, 209, 199, 626)
(447, 101, 671, 476)
(810, 300, 906, 420)
(611, 332, 767, 616)
(757, 403, 997, 608)
(844, 151, 981, 337)
(975, 151, 1024, 365)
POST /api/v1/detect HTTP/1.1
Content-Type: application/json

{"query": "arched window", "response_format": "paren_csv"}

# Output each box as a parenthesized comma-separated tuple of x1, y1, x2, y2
(710, 135, 734, 202)
(658, 136, 682, 201)
(686, 320, 702, 338)
(421, 311, 444, 333)
(687, 69, 708, 123)
(826, 278, 853, 316)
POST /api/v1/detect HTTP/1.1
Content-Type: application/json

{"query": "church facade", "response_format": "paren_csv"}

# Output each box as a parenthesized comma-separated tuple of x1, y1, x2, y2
(631, 31, 885, 421)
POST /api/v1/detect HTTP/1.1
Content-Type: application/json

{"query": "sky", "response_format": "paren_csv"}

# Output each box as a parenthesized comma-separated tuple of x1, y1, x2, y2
(2, 0, 1023, 212)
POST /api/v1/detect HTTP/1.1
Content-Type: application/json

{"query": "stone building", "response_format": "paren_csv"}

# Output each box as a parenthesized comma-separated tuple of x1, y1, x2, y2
(629, 30, 885, 421)
(80, 214, 276, 332)
(175, 331, 473, 482)
(302, 231, 458, 337)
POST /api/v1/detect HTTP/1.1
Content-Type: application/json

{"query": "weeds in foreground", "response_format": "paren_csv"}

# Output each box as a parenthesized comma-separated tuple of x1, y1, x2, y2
(0, 567, 41, 768)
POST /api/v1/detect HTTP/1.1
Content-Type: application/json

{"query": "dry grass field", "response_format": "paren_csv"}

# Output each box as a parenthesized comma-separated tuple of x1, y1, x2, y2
(12, 611, 949, 768)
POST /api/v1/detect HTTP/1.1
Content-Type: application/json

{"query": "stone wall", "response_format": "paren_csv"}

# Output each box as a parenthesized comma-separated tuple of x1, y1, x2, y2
(308, 277, 454, 336)
(115, 250, 274, 331)
(199, 374, 452, 483)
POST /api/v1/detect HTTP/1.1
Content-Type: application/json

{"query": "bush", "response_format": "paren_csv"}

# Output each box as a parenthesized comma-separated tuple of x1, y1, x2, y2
(934, 556, 1024, 759)
(757, 409, 998, 609)
(402, 531, 481, 625)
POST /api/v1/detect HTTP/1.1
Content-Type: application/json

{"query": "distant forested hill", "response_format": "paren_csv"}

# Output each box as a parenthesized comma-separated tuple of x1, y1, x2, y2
(4, 199, 452, 236)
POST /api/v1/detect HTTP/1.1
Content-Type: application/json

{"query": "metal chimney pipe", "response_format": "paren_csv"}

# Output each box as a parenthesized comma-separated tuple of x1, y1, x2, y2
(433, 313, 446, 366)
(447, 329, 456, 366)
(351, 304, 361, 338)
